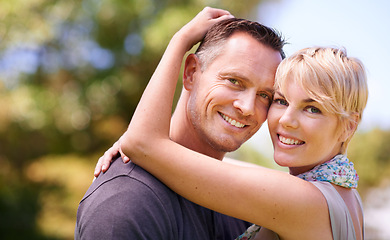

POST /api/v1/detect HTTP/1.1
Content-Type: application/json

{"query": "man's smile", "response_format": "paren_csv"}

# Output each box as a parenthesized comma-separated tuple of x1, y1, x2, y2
(219, 112, 246, 128)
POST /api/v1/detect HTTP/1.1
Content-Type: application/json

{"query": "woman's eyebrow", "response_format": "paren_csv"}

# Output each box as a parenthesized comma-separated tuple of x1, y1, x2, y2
(303, 98, 316, 103)
(274, 90, 284, 97)
(274, 91, 315, 103)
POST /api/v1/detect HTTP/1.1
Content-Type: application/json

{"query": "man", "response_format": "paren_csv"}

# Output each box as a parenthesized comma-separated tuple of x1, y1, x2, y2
(75, 12, 285, 239)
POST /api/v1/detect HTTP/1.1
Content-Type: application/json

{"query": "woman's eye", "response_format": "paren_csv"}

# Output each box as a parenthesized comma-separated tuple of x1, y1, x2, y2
(306, 106, 321, 114)
(274, 98, 288, 106)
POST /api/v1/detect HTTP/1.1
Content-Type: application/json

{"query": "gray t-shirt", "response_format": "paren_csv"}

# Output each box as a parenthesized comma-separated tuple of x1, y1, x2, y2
(75, 158, 250, 239)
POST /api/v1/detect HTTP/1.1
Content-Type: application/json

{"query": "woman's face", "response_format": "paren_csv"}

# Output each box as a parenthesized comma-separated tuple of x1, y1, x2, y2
(267, 79, 344, 176)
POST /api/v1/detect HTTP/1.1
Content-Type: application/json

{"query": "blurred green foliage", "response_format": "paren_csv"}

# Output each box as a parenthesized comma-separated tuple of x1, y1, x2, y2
(1, 0, 389, 239)
(0, 0, 263, 239)
(348, 128, 390, 193)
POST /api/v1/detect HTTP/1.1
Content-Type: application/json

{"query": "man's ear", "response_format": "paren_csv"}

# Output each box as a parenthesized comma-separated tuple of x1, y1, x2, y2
(183, 53, 201, 91)
(339, 113, 359, 142)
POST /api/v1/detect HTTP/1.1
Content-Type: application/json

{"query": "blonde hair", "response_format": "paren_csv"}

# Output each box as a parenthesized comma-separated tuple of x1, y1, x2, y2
(275, 47, 368, 154)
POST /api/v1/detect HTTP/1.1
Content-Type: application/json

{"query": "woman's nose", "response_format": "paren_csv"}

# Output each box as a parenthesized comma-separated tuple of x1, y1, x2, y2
(279, 107, 299, 129)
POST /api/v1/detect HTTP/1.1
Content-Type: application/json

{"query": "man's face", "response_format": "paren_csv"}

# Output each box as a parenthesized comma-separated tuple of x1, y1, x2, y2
(186, 32, 282, 153)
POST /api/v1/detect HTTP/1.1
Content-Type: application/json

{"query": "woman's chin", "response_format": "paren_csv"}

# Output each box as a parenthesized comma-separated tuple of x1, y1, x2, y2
(273, 152, 295, 168)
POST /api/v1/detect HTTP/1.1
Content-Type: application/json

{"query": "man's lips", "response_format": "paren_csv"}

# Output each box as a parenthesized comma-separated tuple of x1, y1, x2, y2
(219, 112, 246, 128)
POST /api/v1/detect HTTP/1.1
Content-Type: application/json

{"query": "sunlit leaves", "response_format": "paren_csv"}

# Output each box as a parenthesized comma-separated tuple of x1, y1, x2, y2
(348, 128, 390, 191)
(0, 1, 267, 239)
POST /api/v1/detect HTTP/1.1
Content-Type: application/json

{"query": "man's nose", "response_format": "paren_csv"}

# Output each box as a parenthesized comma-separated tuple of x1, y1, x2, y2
(233, 91, 256, 116)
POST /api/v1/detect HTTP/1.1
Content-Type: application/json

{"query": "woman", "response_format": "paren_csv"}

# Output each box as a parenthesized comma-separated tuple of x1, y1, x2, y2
(97, 7, 367, 240)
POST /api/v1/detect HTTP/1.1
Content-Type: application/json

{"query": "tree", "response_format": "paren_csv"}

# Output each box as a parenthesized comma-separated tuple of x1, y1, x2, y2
(0, 1, 263, 238)
(348, 128, 390, 192)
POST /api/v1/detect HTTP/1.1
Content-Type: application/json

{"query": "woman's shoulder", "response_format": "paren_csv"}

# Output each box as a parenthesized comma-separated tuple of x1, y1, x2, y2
(311, 181, 363, 240)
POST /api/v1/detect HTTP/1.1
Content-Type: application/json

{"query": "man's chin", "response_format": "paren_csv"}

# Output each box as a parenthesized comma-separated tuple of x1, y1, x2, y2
(209, 140, 243, 153)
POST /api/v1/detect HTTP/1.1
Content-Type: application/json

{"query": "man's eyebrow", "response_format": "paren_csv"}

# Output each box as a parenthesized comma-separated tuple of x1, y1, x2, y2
(263, 87, 274, 95)
(220, 70, 248, 80)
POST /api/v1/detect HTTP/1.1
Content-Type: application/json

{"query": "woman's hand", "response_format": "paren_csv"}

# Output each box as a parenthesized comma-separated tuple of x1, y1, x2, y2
(177, 7, 234, 51)
(94, 134, 130, 177)
(95, 7, 233, 178)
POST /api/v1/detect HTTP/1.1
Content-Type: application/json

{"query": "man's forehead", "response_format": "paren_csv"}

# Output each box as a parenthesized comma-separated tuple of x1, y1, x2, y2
(203, 32, 280, 88)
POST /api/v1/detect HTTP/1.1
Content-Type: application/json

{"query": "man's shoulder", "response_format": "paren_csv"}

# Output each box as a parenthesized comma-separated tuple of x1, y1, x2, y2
(76, 158, 181, 239)
(81, 158, 177, 204)
(75, 158, 250, 240)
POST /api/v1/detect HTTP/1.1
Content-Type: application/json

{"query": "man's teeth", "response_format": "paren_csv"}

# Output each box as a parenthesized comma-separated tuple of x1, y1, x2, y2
(279, 135, 303, 145)
(221, 113, 245, 128)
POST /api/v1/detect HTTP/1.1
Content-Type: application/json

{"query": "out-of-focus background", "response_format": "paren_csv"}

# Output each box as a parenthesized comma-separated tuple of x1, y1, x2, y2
(0, 0, 388, 239)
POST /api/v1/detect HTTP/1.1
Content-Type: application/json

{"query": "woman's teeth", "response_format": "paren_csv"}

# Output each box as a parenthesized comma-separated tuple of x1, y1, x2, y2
(279, 135, 304, 145)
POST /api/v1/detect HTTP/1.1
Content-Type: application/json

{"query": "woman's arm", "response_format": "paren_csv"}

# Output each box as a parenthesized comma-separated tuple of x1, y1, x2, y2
(126, 138, 328, 237)
(92, 7, 233, 177)
(121, 8, 330, 238)
(123, 7, 233, 141)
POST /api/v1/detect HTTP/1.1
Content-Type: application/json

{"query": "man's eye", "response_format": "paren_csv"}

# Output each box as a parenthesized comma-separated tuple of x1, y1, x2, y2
(258, 93, 270, 99)
(228, 78, 239, 85)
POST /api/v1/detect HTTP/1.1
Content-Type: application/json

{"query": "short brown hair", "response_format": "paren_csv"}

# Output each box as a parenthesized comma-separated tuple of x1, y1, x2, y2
(195, 18, 286, 71)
